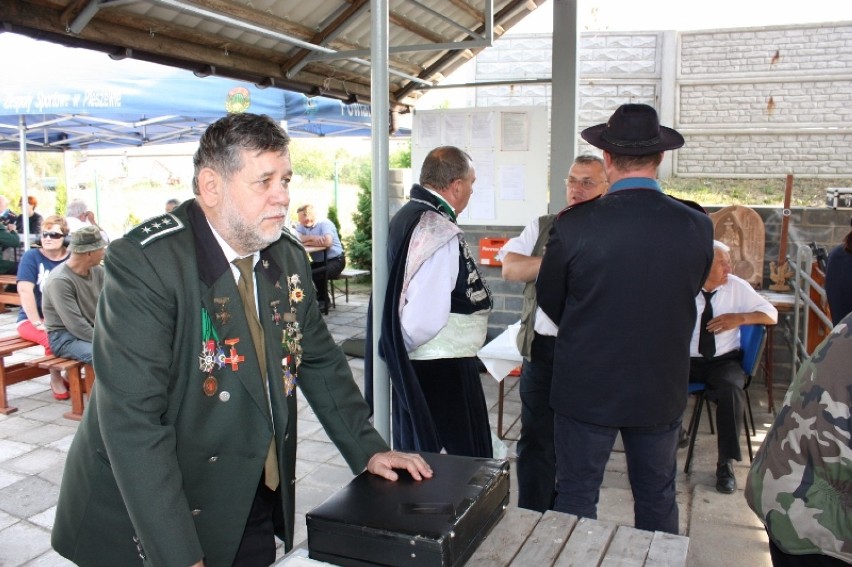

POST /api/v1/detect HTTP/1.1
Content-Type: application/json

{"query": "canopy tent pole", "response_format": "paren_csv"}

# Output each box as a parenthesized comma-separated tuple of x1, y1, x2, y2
(18, 116, 31, 247)
(370, 0, 391, 443)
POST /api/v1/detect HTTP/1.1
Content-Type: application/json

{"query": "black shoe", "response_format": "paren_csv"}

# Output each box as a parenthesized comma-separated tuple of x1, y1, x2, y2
(715, 461, 736, 494)
(678, 427, 690, 449)
(317, 300, 328, 315)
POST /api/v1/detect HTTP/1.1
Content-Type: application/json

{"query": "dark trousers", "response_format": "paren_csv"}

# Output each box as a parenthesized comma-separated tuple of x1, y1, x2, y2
(553, 413, 681, 534)
(769, 538, 849, 567)
(232, 476, 280, 566)
(689, 351, 745, 462)
(311, 254, 345, 304)
(412, 357, 493, 458)
(516, 333, 556, 513)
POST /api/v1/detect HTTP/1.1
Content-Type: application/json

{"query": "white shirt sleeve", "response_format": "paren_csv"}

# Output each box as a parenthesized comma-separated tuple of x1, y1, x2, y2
(495, 218, 540, 261)
(401, 236, 460, 352)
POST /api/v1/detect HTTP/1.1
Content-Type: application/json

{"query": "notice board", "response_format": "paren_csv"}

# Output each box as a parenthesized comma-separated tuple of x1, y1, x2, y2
(411, 107, 548, 226)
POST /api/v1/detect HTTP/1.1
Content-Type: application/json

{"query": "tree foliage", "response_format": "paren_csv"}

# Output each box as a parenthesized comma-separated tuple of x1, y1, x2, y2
(344, 164, 373, 270)
(389, 143, 411, 168)
(327, 203, 341, 234)
(340, 144, 411, 270)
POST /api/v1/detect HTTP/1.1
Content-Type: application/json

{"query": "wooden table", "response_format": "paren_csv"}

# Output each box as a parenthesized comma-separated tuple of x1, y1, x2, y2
(468, 507, 688, 566)
(278, 507, 689, 566)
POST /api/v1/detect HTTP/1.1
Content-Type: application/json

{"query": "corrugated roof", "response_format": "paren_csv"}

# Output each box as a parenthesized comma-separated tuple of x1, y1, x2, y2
(2, 0, 547, 111)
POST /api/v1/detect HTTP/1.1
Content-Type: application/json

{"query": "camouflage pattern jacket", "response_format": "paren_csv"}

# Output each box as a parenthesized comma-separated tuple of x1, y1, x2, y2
(745, 313, 852, 562)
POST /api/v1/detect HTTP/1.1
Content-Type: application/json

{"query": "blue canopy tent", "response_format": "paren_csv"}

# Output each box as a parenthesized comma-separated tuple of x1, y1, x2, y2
(0, 34, 407, 242)
(0, 34, 405, 150)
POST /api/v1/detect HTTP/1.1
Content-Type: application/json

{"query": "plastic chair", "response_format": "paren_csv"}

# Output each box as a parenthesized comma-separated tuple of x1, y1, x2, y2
(683, 324, 768, 474)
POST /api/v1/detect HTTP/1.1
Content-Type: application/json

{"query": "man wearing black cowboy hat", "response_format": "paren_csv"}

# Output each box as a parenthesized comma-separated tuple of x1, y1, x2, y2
(536, 103, 714, 534)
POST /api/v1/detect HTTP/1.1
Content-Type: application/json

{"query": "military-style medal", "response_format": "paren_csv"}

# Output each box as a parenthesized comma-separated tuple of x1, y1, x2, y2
(269, 300, 282, 326)
(214, 297, 231, 326)
(280, 274, 305, 397)
(283, 355, 296, 397)
(203, 376, 218, 396)
(199, 309, 223, 375)
(224, 338, 245, 371)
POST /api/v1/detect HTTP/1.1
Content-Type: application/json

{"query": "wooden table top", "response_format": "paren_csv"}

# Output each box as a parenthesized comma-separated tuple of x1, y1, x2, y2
(467, 507, 689, 566)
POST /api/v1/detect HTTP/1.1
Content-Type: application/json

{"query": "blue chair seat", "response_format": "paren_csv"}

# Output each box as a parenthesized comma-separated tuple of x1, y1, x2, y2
(683, 324, 768, 474)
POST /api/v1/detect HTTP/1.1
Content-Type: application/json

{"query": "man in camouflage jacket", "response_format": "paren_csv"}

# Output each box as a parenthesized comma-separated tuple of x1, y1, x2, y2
(745, 311, 852, 565)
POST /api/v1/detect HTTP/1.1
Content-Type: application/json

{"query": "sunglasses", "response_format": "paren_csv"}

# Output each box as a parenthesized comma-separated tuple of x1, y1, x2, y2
(41, 232, 65, 240)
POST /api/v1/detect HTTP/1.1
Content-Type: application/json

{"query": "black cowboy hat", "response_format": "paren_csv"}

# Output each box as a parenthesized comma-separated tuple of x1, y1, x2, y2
(581, 103, 684, 156)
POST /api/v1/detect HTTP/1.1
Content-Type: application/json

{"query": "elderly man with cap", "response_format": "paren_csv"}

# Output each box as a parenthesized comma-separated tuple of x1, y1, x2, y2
(536, 104, 714, 534)
(42, 226, 107, 364)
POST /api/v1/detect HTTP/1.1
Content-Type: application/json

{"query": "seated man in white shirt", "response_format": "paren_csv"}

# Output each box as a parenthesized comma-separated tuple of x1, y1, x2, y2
(66, 198, 109, 243)
(689, 240, 777, 494)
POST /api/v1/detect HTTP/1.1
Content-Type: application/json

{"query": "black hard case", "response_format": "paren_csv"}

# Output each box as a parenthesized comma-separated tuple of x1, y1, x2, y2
(306, 453, 509, 567)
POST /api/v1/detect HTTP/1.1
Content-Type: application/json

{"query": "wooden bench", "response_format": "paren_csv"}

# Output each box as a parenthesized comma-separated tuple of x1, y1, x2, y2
(0, 274, 21, 313)
(329, 268, 370, 307)
(25, 355, 94, 421)
(0, 335, 47, 414)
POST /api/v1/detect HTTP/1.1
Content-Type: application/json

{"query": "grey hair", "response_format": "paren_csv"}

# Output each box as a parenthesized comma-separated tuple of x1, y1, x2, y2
(192, 113, 290, 195)
(66, 198, 88, 218)
(419, 146, 473, 191)
(573, 154, 604, 168)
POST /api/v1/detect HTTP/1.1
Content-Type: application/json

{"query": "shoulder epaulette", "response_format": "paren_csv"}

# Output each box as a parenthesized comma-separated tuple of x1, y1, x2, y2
(125, 213, 186, 247)
(280, 227, 304, 249)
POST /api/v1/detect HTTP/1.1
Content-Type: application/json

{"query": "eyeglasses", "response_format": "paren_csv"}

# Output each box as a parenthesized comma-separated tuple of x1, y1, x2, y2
(564, 178, 603, 189)
(41, 232, 65, 240)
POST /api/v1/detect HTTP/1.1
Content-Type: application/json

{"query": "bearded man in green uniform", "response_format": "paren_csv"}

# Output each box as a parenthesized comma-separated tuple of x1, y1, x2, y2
(52, 113, 431, 567)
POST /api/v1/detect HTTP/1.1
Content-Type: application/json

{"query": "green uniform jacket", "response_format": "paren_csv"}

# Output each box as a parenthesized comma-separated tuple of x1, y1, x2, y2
(52, 200, 389, 567)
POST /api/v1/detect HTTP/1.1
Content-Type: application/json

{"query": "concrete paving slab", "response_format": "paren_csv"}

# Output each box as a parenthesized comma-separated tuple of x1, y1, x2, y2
(3, 448, 66, 477)
(28, 505, 57, 531)
(17, 550, 75, 566)
(0, 439, 35, 462)
(0, 417, 44, 440)
(0, 521, 53, 566)
(0, 508, 17, 531)
(8, 424, 75, 447)
(0, 476, 60, 518)
(686, 485, 771, 567)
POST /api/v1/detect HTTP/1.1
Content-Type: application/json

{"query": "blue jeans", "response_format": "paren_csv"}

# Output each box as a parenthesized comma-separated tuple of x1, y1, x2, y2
(516, 333, 557, 512)
(553, 412, 681, 534)
(48, 330, 93, 364)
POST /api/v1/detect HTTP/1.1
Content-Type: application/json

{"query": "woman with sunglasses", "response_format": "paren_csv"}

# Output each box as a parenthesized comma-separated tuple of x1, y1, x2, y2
(16, 215, 71, 399)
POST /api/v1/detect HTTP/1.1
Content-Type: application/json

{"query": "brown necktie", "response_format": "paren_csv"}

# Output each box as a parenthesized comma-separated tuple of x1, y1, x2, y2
(233, 256, 279, 491)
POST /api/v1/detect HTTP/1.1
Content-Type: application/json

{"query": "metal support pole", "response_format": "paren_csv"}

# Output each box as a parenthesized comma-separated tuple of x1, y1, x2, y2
(19, 116, 30, 247)
(370, 0, 391, 443)
(548, 0, 578, 213)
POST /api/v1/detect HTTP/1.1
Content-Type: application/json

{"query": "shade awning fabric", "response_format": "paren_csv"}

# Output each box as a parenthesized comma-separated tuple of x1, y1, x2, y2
(0, 34, 406, 151)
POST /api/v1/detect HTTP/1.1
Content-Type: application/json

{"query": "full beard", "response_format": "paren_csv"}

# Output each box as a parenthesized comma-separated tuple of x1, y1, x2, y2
(221, 195, 287, 254)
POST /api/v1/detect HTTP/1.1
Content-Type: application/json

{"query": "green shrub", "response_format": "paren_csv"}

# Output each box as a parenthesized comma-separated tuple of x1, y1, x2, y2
(344, 167, 372, 270)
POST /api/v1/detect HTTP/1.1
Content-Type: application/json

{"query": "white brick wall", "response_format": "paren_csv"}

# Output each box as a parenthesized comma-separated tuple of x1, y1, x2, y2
(471, 23, 852, 178)
(680, 23, 852, 76)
